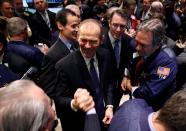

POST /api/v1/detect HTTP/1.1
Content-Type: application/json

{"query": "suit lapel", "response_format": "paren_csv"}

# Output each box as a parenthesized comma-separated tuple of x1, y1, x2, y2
(36, 11, 47, 26)
(96, 49, 104, 88)
(76, 50, 94, 92)
(58, 38, 71, 55)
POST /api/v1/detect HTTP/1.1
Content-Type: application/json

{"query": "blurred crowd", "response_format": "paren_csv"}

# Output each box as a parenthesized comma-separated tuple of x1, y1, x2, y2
(0, 0, 186, 131)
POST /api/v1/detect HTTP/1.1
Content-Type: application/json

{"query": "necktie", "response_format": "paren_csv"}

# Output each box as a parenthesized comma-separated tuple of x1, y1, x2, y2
(114, 39, 120, 68)
(43, 12, 51, 30)
(70, 44, 75, 52)
(89, 58, 104, 117)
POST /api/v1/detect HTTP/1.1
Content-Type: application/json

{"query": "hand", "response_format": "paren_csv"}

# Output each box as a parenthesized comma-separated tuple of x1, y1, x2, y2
(121, 77, 128, 91)
(102, 107, 113, 125)
(126, 79, 132, 91)
(40, 44, 49, 55)
(73, 88, 95, 112)
(35, 43, 49, 55)
(125, 29, 136, 38)
(121, 77, 132, 92)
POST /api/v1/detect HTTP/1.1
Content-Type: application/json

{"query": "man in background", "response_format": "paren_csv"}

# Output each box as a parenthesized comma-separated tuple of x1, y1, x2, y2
(32, 0, 56, 46)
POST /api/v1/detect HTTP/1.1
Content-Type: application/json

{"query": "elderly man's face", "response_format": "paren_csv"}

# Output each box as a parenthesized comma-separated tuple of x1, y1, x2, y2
(1, 2, 13, 18)
(30, 85, 56, 130)
(34, 0, 47, 12)
(135, 30, 159, 57)
(78, 23, 101, 58)
(109, 13, 127, 39)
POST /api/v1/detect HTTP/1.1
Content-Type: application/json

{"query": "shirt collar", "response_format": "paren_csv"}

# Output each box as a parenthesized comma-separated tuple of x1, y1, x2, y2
(148, 113, 156, 131)
(108, 31, 121, 47)
(59, 34, 73, 50)
(80, 50, 97, 68)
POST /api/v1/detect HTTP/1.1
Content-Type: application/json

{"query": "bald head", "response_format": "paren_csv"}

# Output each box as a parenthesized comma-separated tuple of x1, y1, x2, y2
(79, 19, 102, 38)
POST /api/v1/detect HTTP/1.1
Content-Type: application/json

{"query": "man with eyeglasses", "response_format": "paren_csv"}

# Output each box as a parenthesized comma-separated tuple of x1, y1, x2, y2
(121, 19, 177, 110)
(101, 9, 135, 108)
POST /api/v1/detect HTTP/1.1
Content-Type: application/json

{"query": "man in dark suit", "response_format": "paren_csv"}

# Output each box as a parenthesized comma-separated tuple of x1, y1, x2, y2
(55, 19, 114, 131)
(36, 9, 79, 98)
(101, 9, 135, 108)
(109, 87, 186, 131)
(31, 0, 56, 46)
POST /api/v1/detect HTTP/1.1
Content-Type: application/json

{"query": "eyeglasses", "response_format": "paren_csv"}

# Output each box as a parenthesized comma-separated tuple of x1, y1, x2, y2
(111, 23, 127, 30)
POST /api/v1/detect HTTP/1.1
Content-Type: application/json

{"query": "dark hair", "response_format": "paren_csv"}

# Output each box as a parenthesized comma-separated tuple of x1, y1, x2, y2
(157, 88, 186, 131)
(55, 9, 77, 26)
(109, 9, 128, 22)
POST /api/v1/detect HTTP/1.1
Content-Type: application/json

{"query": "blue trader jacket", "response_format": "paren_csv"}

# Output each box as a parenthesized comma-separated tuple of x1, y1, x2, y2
(131, 47, 177, 110)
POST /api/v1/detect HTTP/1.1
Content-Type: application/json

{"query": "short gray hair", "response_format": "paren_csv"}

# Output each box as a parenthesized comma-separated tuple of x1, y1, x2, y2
(137, 19, 165, 46)
(7, 17, 28, 37)
(0, 80, 50, 131)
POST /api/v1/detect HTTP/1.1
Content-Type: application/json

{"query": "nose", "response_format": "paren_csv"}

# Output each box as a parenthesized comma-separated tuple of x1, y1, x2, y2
(84, 42, 91, 48)
(75, 26, 79, 32)
(116, 26, 122, 31)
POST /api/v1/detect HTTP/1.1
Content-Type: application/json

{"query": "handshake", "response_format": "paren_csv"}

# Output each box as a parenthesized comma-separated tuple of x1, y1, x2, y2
(72, 88, 95, 112)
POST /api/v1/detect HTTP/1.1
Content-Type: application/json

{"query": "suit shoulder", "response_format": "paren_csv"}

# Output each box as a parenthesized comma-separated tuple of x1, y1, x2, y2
(162, 47, 176, 58)
(55, 51, 77, 70)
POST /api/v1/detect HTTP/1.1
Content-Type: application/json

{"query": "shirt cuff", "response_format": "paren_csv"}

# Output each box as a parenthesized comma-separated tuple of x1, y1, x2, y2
(132, 86, 139, 99)
(86, 108, 96, 115)
(106, 105, 114, 109)
(124, 68, 130, 77)
(71, 99, 78, 112)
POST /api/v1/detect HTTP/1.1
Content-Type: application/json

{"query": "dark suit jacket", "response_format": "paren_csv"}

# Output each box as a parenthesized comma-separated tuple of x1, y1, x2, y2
(84, 114, 101, 131)
(108, 99, 152, 131)
(0, 64, 20, 87)
(31, 10, 56, 46)
(101, 33, 135, 107)
(55, 48, 114, 131)
(36, 38, 77, 98)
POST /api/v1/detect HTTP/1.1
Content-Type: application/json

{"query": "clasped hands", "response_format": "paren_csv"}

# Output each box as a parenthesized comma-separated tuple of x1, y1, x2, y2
(72, 88, 95, 112)
(72, 88, 113, 125)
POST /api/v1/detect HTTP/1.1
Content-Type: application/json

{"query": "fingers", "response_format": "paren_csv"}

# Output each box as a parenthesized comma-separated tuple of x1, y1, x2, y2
(74, 88, 94, 112)
(102, 108, 113, 125)
(121, 77, 128, 91)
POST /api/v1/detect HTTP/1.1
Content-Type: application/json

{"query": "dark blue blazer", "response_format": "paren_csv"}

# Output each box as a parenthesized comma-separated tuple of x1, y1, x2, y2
(109, 99, 152, 131)
(4, 41, 43, 75)
(131, 47, 177, 110)
(0, 64, 20, 87)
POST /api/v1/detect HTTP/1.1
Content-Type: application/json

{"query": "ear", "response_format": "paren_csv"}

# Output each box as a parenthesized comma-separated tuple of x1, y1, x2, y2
(56, 21, 64, 31)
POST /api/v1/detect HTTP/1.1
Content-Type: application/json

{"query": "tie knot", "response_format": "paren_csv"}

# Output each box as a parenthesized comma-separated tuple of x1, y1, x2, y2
(114, 39, 119, 44)
(70, 44, 75, 51)
(90, 58, 94, 64)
